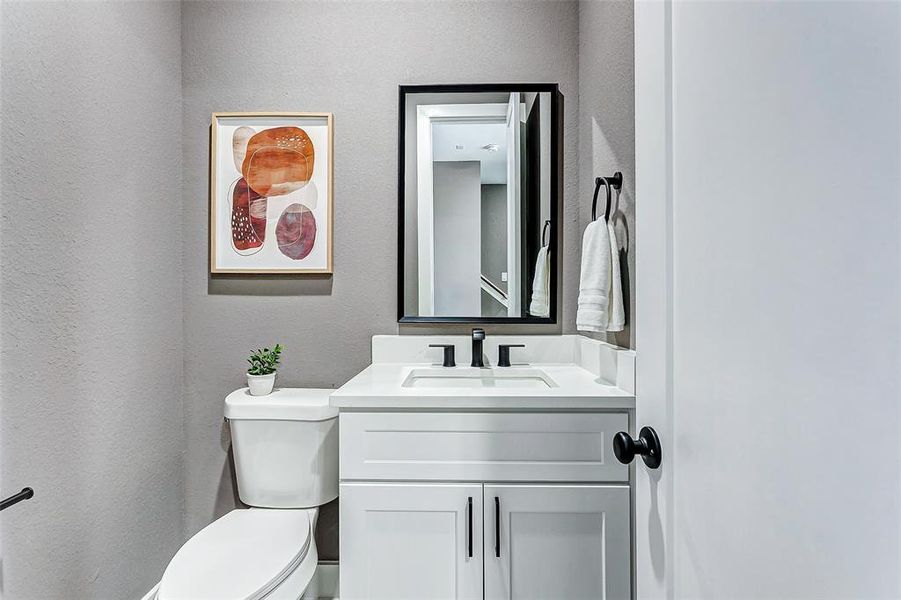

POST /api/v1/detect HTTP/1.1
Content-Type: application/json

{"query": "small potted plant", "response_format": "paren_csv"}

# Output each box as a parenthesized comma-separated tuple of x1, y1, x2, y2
(246, 344, 282, 396)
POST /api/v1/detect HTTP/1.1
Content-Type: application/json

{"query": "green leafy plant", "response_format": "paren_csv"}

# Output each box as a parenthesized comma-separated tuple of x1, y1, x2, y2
(247, 344, 283, 376)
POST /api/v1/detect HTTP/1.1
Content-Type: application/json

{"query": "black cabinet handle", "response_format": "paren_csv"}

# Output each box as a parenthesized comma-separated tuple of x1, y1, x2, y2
(494, 496, 500, 558)
(0, 487, 33, 512)
(429, 344, 456, 367)
(613, 426, 662, 469)
(497, 344, 525, 367)
(467, 496, 473, 558)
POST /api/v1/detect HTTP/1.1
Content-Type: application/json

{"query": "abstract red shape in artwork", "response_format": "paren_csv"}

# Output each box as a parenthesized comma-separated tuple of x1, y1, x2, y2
(276, 203, 317, 260)
(231, 177, 267, 253)
(242, 127, 315, 197)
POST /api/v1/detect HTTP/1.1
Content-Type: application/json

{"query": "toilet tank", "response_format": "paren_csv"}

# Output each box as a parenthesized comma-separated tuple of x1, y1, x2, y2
(225, 388, 338, 508)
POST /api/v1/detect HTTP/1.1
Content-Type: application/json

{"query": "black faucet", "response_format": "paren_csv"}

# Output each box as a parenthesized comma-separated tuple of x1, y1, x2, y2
(471, 328, 486, 367)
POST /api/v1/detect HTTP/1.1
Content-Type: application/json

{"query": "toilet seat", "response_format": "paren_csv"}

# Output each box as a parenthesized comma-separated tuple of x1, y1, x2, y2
(157, 508, 315, 600)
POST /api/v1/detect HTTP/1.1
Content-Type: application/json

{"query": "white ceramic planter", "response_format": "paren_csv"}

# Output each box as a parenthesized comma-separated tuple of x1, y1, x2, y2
(247, 372, 276, 396)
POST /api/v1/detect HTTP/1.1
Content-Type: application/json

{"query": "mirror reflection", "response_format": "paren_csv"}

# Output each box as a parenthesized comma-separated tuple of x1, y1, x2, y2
(400, 85, 559, 322)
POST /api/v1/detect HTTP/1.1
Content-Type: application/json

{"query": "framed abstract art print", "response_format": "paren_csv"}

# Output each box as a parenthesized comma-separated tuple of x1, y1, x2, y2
(210, 112, 333, 274)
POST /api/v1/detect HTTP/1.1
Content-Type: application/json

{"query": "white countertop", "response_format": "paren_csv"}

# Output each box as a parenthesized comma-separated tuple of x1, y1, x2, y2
(329, 363, 635, 410)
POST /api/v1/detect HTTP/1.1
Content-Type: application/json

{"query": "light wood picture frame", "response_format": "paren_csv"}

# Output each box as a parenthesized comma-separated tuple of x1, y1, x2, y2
(210, 112, 334, 274)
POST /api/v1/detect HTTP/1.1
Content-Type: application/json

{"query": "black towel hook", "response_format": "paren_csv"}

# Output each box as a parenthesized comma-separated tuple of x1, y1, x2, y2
(541, 219, 551, 246)
(591, 172, 623, 222)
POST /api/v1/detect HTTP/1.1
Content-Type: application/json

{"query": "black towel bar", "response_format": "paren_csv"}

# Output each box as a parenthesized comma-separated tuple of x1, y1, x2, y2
(591, 172, 623, 222)
(541, 219, 551, 246)
(0, 487, 33, 512)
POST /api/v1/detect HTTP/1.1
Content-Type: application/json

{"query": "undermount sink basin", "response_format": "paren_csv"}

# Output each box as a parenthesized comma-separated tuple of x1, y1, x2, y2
(401, 367, 557, 389)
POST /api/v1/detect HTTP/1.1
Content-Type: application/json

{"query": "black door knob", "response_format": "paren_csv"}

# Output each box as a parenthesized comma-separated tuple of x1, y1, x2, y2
(613, 427, 662, 469)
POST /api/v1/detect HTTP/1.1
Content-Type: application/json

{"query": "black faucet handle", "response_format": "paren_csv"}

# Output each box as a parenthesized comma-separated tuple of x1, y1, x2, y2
(497, 344, 525, 367)
(429, 344, 456, 368)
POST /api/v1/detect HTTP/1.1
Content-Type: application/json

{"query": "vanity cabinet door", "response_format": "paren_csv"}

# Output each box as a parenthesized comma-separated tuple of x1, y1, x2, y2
(340, 482, 483, 600)
(483, 484, 631, 600)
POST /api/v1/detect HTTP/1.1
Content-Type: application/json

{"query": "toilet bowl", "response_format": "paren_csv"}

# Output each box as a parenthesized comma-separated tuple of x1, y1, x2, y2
(153, 388, 338, 600)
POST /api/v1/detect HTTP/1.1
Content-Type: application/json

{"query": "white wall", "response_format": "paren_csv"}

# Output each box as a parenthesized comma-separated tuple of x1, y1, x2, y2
(0, 2, 184, 598)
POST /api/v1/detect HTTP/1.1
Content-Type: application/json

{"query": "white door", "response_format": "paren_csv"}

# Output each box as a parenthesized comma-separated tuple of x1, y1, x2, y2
(339, 482, 483, 600)
(634, 1, 901, 598)
(505, 92, 522, 317)
(484, 484, 630, 600)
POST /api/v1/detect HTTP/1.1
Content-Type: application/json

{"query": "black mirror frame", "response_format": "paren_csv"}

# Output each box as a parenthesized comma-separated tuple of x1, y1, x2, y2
(397, 83, 561, 324)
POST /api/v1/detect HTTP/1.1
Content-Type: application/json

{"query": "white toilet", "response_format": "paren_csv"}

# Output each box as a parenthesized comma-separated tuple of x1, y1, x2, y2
(155, 388, 338, 600)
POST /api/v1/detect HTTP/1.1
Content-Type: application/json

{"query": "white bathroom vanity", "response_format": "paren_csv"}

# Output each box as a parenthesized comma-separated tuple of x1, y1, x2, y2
(331, 335, 636, 599)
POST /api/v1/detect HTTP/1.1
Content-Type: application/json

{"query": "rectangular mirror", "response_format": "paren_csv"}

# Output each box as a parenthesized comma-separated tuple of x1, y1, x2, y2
(398, 84, 560, 323)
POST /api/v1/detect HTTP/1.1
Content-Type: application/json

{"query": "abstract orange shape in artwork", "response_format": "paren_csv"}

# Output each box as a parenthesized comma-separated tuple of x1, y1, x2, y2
(231, 177, 267, 253)
(242, 127, 315, 197)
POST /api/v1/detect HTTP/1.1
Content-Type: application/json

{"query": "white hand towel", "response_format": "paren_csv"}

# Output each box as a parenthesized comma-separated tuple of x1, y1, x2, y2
(529, 246, 550, 317)
(576, 219, 611, 332)
(606, 220, 625, 332)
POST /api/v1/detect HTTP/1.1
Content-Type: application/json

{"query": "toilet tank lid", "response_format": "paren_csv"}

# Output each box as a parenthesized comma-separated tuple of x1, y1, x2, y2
(225, 388, 338, 421)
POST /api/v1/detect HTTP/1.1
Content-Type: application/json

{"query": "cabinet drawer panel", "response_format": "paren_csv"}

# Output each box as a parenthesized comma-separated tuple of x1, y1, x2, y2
(340, 412, 629, 482)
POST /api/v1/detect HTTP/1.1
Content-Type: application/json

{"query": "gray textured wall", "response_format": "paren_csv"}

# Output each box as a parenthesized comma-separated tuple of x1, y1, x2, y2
(579, 0, 635, 348)
(480, 183, 508, 292)
(0, 2, 634, 593)
(0, 2, 184, 598)
(181, 0, 581, 554)
(433, 161, 482, 315)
